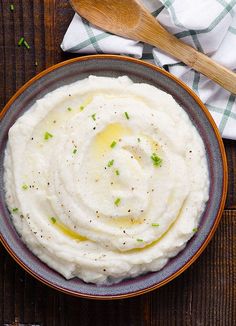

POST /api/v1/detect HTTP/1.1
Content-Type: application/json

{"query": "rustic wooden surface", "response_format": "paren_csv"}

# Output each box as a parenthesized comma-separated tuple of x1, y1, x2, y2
(0, 1, 235, 325)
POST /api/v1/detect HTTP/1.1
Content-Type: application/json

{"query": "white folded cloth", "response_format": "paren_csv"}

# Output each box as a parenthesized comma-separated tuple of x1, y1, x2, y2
(61, 0, 236, 139)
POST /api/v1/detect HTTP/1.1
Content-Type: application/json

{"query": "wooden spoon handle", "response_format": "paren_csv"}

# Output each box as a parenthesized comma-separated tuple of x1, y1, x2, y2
(137, 13, 236, 94)
(185, 49, 236, 94)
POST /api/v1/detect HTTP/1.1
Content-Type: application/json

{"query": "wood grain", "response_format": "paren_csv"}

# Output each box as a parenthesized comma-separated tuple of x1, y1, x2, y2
(0, 1, 235, 325)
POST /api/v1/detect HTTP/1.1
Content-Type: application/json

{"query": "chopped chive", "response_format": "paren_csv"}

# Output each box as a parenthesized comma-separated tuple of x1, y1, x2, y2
(73, 148, 77, 154)
(108, 159, 114, 167)
(151, 153, 162, 167)
(91, 113, 96, 121)
(23, 40, 30, 49)
(124, 112, 130, 120)
(114, 198, 121, 206)
(80, 105, 84, 111)
(110, 141, 117, 148)
(192, 228, 198, 232)
(152, 223, 160, 227)
(12, 208, 19, 213)
(22, 184, 28, 190)
(67, 107, 72, 112)
(137, 238, 143, 242)
(137, 138, 141, 142)
(44, 131, 53, 140)
(18, 37, 24, 46)
(50, 217, 56, 224)
(10, 4, 14, 11)
(115, 169, 120, 176)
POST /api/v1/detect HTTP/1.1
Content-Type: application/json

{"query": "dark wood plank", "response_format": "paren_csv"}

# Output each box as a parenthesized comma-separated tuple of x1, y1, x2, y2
(44, 0, 75, 65)
(43, 0, 57, 68)
(224, 139, 236, 209)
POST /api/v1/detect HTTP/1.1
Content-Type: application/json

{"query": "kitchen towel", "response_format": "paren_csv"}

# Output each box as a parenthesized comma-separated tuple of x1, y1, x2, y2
(61, 0, 236, 140)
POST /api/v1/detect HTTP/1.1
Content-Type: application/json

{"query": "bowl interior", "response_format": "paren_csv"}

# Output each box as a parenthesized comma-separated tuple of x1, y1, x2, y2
(0, 55, 226, 299)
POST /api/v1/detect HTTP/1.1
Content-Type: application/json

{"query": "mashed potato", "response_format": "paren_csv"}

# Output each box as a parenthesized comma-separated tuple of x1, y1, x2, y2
(4, 76, 209, 284)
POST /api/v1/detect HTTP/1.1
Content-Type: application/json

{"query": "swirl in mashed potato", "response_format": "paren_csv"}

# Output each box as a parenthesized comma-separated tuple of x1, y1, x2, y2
(4, 76, 209, 284)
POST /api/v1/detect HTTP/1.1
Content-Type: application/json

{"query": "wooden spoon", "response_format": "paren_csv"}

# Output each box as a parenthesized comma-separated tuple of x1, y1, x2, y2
(70, 0, 236, 94)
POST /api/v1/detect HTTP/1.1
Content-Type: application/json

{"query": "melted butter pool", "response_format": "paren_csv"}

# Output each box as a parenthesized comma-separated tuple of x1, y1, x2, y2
(93, 123, 131, 156)
(50, 218, 87, 241)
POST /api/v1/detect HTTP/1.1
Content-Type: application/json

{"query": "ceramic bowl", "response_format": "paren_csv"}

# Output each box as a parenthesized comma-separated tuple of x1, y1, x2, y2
(0, 55, 228, 299)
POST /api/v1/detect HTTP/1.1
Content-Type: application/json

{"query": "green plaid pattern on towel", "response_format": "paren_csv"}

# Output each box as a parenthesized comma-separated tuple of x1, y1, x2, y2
(61, 0, 236, 140)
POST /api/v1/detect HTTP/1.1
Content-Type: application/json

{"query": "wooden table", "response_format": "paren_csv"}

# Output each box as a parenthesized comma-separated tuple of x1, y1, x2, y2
(0, 1, 235, 325)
